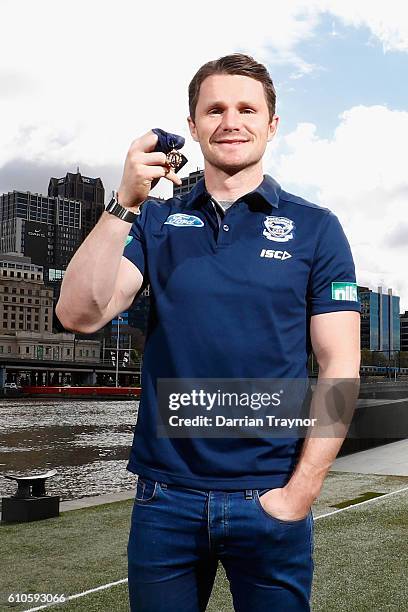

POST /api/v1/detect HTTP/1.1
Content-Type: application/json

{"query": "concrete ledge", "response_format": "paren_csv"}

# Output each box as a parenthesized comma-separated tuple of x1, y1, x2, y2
(60, 489, 136, 512)
(333, 438, 408, 476)
(339, 397, 408, 455)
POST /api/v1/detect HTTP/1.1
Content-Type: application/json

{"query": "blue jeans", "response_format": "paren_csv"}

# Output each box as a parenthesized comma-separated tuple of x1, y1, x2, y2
(127, 476, 314, 611)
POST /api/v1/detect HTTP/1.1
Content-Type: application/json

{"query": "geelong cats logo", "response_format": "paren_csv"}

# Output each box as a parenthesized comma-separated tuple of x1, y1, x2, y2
(263, 216, 295, 242)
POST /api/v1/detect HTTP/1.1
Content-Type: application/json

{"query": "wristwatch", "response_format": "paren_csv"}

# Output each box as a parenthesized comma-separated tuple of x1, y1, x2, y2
(105, 194, 141, 223)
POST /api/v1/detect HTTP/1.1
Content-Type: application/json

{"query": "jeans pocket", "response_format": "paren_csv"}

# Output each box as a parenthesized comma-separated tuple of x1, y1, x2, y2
(135, 477, 161, 504)
(255, 489, 311, 525)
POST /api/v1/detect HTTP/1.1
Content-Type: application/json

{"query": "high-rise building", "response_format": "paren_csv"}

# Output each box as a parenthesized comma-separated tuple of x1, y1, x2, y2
(0, 171, 106, 334)
(400, 311, 408, 352)
(358, 285, 400, 356)
(0, 189, 80, 337)
(48, 169, 104, 239)
(0, 189, 82, 276)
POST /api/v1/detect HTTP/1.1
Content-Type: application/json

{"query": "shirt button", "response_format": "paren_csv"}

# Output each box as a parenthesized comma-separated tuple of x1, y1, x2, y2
(222, 224, 230, 232)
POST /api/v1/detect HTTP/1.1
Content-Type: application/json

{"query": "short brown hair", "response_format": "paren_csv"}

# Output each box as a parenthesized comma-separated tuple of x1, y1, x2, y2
(188, 53, 276, 123)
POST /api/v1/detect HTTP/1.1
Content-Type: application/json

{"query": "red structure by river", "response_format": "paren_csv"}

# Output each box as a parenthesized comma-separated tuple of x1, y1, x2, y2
(22, 386, 141, 399)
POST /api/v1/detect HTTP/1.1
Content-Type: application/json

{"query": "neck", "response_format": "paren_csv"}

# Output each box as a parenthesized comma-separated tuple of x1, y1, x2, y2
(203, 162, 264, 201)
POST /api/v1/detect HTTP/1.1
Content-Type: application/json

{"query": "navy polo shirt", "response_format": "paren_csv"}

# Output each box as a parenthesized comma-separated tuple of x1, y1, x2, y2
(123, 174, 361, 490)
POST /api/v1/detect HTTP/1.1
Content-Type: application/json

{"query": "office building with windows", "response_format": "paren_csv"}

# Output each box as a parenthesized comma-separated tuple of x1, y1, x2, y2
(0, 189, 82, 274)
(48, 169, 104, 240)
(358, 285, 400, 356)
(173, 169, 204, 198)
(1, 171, 106, 335)
(400, 311, 408, 352)
(0, 254, 53, 335)
(0, 254, 99, 363)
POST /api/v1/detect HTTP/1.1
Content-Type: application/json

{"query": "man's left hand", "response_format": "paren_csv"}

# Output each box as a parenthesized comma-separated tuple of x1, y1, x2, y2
(258, 486, 312, 521)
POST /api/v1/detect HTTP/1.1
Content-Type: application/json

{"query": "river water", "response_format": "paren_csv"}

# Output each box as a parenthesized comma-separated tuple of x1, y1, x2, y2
(2, 382, 407, 505)
(0, 399, 139, 503)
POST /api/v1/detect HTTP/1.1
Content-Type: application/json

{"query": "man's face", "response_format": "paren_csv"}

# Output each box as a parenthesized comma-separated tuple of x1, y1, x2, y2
(188, 74, 278, 174)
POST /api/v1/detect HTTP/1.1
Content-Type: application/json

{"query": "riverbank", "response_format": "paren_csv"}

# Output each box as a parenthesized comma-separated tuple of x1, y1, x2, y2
(0, 386, 141, 400)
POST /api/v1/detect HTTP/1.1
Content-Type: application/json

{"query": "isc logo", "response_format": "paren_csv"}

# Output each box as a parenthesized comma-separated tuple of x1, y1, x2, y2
(260, 249, 292, 260)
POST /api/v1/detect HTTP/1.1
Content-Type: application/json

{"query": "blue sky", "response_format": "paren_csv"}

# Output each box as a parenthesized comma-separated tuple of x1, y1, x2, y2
(264, 14, 408, 138)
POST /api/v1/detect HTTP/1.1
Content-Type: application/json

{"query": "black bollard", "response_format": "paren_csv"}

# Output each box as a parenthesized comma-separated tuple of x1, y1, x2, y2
(1, 469, 60, 523)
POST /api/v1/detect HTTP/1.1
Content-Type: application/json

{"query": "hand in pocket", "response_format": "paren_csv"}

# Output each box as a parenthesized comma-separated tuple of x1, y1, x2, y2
(259, 487, 310, 522)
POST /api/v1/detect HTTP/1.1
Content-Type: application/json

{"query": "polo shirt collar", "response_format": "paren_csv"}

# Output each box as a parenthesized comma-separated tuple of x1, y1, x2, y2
(184, 173, 280, 211)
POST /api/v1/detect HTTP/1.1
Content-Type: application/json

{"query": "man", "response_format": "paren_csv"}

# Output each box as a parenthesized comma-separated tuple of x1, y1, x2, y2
(56, 53, 361, 611)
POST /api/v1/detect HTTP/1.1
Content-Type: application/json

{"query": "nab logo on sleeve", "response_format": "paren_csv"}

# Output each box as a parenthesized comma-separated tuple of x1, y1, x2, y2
(331, 282, 358, 302)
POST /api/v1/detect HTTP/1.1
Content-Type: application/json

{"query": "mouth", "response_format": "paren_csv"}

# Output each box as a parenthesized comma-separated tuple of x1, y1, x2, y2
(215, 140, 249, 146)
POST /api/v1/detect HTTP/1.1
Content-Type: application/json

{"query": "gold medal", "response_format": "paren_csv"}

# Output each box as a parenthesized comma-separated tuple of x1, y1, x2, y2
(165, 139, 183, 171)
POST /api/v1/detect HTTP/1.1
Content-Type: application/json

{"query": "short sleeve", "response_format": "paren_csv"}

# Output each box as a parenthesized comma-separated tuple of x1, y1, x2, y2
(123, 203, 148, 280)
(307, 211, 361, 316)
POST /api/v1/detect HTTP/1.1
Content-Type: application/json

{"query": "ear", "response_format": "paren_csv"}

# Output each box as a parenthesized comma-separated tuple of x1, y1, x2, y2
(187, 116, 199, 143)
(267, 115, 279, 142)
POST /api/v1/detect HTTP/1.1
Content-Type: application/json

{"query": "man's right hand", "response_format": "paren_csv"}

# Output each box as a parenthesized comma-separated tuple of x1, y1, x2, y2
(117, 129, 183, 210)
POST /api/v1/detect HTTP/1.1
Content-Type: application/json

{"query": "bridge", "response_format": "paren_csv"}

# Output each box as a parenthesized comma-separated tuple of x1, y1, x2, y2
(0, 356, 141, 387)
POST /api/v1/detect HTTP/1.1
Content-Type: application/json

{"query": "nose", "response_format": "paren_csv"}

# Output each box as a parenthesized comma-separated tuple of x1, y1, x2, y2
(219, 108, 243, 132)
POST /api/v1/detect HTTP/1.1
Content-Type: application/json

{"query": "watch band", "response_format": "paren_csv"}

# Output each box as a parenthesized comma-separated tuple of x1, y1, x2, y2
(105, 195, 140, 222)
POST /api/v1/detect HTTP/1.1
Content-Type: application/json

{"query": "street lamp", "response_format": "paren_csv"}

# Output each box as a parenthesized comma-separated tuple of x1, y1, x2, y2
(115, 315, 123, 387)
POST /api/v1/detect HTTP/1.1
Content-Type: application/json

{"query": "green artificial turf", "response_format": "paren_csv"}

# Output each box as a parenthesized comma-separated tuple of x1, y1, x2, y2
(1, 484, 407, 611)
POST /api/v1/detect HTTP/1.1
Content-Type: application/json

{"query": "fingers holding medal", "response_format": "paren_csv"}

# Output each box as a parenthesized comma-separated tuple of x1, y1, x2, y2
(116, 129, 188, 209)
(152, 128, 188, 176)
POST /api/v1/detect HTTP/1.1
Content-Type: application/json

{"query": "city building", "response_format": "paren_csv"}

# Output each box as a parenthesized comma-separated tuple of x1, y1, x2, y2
(0, 254, 53, 334)
(173, 168, 204, 198)
(0, 330, 100, 362)
(0, 253, 100, 364)
(1, 170, 171, 346)
(48, 169, 104, 240)
(358, 285, 400, 356)
(1, 170, 106, 336)
(400, 311, 408, 352)
(0, 188, 82, 277)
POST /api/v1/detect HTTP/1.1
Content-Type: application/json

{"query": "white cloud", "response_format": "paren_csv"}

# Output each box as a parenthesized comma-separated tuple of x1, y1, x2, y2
(1, 0, 407, 199)
(320, 0, 408, 52)
(0, 0, 321, 198)
(272, 104, 408, 311)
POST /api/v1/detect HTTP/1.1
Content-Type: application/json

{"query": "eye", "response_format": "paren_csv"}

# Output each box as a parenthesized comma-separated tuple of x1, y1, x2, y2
(208, 107, 255, 115)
